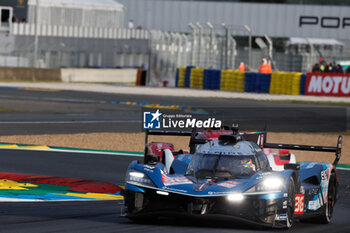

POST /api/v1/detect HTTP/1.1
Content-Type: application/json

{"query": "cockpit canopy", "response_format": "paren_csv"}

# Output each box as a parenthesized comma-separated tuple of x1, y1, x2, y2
(187, 140, 271, 178)
(186, 153, 258, 178)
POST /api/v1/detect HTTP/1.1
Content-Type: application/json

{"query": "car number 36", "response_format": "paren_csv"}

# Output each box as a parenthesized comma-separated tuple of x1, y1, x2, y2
(295, 194, 304, 215)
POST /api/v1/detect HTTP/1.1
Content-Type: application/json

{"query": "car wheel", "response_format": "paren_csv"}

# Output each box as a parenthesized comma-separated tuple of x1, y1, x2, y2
(316, 172, 336, 224)
(286, 176, 295, 228)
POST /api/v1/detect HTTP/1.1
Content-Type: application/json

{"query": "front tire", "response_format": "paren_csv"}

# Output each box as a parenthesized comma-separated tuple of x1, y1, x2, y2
(286, 177, 295, 228)
(316, 172, 336, 224)
(301, 172, 337, 224)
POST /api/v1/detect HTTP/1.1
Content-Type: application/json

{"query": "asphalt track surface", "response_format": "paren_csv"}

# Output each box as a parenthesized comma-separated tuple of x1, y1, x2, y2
(0, 86, 349, 232)
(0, 87, 348, 135)
(0, 149, 349, 233)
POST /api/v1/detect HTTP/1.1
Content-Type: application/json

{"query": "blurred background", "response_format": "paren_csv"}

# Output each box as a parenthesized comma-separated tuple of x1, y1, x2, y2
(0, 0, 349, 86)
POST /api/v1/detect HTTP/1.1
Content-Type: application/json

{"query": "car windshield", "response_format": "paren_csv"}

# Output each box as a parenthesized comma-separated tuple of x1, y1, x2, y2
(186, 153, 257, 178)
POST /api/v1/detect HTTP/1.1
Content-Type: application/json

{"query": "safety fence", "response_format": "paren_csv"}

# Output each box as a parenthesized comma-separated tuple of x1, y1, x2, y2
(176, 66, 307, 95)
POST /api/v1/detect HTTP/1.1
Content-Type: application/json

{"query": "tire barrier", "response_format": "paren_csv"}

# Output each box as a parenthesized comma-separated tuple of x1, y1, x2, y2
(244, 73, 271, 93)
(244, 73, 256, 93)
(203, 69, 221, 90)
(176, 66, 186, 87)
(256, 73, 271, 93)
(176, 67, 309, 96)
(185, 66, 195, 88)
(300, 73, 306, 95)
(220, 70, 245, 92)
(190, 68, 204, 89)
(270, 72, 302, 95)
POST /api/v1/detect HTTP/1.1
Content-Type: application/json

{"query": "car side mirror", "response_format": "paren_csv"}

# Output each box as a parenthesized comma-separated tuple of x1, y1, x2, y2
(284, 163, 300, 170)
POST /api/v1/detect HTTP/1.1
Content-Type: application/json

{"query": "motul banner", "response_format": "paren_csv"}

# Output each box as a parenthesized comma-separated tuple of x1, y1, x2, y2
(305, 73, 350, 97)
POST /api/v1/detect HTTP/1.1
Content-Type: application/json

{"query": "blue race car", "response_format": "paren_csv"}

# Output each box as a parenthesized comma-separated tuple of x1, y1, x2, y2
(122, 128, 342, 228)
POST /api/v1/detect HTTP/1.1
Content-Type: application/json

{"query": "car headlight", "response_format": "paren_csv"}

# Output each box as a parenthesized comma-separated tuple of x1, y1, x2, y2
(262, 177, 283, 189)
(227, 193, 244, 202)
(245, 177, 284, 194)
(125, 169, 154, 187)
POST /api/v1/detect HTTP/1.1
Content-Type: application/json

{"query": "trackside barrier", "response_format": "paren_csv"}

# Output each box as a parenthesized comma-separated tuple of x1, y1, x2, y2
(244, 73, 271, 93)
(0, 67, 141, 84)
(291, 73, 302, 95)
(184, 66, 195, 88)
(269, 72, 302, 95)
(203, 69, 221, 90)
(256, 73, 271, 93)
(244, 73, 257, 93)
(270, 72, 282, 94)
(176, 67, 307, 96)
(176, 66, 186, 87)
(175, 68, 179, 87)
(220, 70, 245, 92)
(305, 73, 350, 97)
(300, 73, 306, 95)
(190, 68, 204, 89)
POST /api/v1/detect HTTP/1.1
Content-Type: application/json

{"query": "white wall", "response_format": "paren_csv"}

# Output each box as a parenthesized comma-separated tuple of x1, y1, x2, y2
(60, 68, 138, 83)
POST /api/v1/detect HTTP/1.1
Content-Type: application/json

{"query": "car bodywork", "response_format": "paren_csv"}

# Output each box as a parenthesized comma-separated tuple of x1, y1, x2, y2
(122, 129, 342, 228)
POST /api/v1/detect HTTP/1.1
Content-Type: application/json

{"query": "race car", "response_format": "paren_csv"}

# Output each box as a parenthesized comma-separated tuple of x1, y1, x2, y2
(144, 125, 296, 170)
(122, 128, 342, 228)
(143, 125, 238, 164)
(144, 142, 189, 164)
(264, 148, 296, 171)
(144, 142, 175, 164)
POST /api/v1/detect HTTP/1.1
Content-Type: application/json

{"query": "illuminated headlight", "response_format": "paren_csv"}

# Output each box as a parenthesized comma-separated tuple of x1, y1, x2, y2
(125, 170, 154, 186)
(130, 171, 144, 178)
(262, 177, 283, 190)
(227, 193, 244, 202)
(245, 177, 284, 193)
(156, 191, 169, 196)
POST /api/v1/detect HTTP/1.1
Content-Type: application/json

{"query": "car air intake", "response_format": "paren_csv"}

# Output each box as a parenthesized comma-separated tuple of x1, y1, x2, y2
(218, 134, 243, 144)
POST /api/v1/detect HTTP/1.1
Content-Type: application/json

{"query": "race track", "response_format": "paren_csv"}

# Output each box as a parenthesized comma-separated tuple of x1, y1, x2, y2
(0, 149, 349, 233)
(0, 85, 349, 232)
(0, 87, 347, 134)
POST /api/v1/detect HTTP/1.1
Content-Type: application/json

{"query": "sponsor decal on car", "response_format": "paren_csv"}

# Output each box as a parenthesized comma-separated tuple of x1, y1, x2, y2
(321, 169, 329, 180)
(161, 172, 192, 186)
(294, 194, 304, 215)
(308, 199, 321, 211)
(162, 186, 188, 193)
(283, 200, 288, 209)
(275, 213, 287, 221)
(320, 166, 331, 204)
(217, 181, 240, 188)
